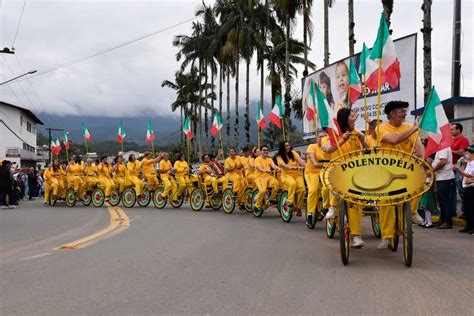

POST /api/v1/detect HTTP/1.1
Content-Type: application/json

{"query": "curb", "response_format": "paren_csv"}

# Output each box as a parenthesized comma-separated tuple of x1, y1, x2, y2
(432, 215, 465, 228)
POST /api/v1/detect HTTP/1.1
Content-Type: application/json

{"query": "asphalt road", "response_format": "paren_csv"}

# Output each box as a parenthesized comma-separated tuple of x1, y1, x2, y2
(1, 199, 473, 315)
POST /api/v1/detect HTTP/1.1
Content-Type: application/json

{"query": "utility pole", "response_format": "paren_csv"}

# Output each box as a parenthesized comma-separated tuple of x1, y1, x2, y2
(46, 127, 64, 163)
(451, 0, 461, 97)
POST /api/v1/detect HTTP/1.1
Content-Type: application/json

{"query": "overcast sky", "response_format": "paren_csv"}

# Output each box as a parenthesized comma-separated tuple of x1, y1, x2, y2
(1, 0, 472, 126)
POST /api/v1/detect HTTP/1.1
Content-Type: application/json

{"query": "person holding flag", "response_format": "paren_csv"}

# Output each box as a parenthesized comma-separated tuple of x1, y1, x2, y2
(142, 151, 163, 193)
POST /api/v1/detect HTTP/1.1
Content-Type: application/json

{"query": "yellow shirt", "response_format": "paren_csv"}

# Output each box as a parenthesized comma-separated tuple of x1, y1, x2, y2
(323, 130, 364, 156)
(142, 158, 156, 175)
(378, 122, 416, 153)
(127, 161, 141, 177)
(224, 156, 243, 176)
(84, 164, 97, 176)
(305, 143, 331, 174)
(254, 156, 273, 177)
(114, 164, 126, 178)
(367, 134, 377, 148)
(174, 160, 189, 177)
(276, 150, 302, 177)
(68, 163, 82, 176)
(240, 156, 251, 176)
(98, 163, 112, 178)
(199, 163, 213, 180)
(43, 169, 52, 183)
(159, 160, 173, 177)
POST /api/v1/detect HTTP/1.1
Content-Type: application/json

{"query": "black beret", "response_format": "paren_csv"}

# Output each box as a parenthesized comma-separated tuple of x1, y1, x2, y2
(384, 101, 409, 115)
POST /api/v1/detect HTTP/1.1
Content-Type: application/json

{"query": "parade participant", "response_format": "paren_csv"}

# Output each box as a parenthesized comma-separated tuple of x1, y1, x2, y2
(97, 155, 115, 200)
(245, 147, 259, 186)
(142, 151, 163, 192)
(208, 154, 228, 188)
(198, 154, 223, 195)
(82, 158, 99, 190)
(66, 157, 84, 196)
(454, 145, 474, 234)
(50, 160, 65, 201)
(276, 141, 306, 215)
(159, 152, 178, 202)
(305, 131, 331, 225)
(113, 156, 127, 193)
(43, 163, 52, 204)
(126, 154, 143, 196)
(224, 147, 245, 209)
(323, 108, 368, 248)
(174, 153, 190, 199)
(253, 145, 281, 212)
(366, 119, 382, 148)
(377, 100, 425, 249)
(240, 147, 251, 178)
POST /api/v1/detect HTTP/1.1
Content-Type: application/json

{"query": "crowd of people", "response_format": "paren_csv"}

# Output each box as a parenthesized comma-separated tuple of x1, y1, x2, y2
(1, 101, 473, 244)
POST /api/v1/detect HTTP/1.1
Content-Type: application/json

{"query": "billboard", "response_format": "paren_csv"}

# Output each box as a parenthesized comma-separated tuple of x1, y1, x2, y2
(302, 33, 417, 139)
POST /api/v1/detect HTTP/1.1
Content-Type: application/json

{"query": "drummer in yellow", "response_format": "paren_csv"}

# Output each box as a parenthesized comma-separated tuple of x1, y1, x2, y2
(322, 108, 368, 248)
(141, 151, 163, 192)
(113, 155, 127, 193)
(82, 158, 99, 191)
(377, 101, 425, 249)
(253, 144, 281, 212)
(127, 154, 143, 196)
(97, 155, 115, 200)
(174, 153, 190, 199)
(275, 141, 306, 215)
(305, 131, 331, 226)
(224, 148, 245, 209)
(66, 157, 84, 196)
(159, 152, 178, 202)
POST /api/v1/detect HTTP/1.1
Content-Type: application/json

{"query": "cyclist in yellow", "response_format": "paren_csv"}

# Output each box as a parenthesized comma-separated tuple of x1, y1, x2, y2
(141, 151, 163, 192)
(43, 163, 52, 204)
(82, 158, 99, 192)
(50, 160, 65, 201)
(224, 148, 245, 209)
(127, 154, 143, 196)
(276, 141, 306, 215)
(96, 155, 115, 200)
(66, 157, 84, 196)
(253, 145, 281, 212)
(159, 152, 178, 202)
(198, 154, 226, 195)
(113, 155, 127, 193)
(305, 131, 331, 226)
(322, 108, 368, 248)
(174, 153, 190, 199)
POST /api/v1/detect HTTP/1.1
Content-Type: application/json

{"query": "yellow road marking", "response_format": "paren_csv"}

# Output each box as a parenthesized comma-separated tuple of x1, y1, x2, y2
(57, 206, 129, 250)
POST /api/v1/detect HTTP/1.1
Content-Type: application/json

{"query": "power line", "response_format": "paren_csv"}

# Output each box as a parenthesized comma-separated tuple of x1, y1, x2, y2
(7, 16, 197, 85)
(11, 0, 28, 48)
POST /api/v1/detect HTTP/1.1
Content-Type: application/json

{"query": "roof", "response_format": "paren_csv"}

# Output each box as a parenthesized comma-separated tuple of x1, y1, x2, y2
(410, 96, 473, 116)
(0, 101, 44, 125)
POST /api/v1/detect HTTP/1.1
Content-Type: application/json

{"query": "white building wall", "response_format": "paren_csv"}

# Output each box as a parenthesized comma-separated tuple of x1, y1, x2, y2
(454, 103, 474, 140)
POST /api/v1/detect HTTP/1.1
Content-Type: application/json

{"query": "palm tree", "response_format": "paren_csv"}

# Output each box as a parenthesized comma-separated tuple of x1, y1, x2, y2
(421, 0, 432, 103)
(302, 0, 314, 77)
(348, 0, 355, 56)
(382, 0, 394, 34)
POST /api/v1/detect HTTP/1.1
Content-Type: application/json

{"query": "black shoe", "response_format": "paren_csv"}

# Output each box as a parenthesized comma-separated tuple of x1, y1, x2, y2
(459, 228, 470, 233)
(422, 224, 433, 228)
(239, 204, 245, 211)
(306, 214, 313, 227)
(321, 208, 328, 216)
(437, 223, 453, 229)
(468, 229, 474, 235)
(432, 221, 443, 227)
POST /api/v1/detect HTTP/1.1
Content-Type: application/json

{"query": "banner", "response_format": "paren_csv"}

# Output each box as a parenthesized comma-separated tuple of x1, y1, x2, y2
(302, 33, 417, 139)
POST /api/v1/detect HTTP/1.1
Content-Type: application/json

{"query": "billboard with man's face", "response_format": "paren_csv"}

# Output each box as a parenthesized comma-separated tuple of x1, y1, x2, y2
(302, 33, 417, 139)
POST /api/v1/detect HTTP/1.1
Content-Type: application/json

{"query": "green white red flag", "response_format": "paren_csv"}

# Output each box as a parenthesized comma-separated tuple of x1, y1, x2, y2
(145, 120, 156, 142)
(369, 12, 401, 89)
(306, 81, 317, 121)
(359, 42, 383, 91)
(82, 122, 92, 141)
(315, 84, 341, 147)
(349, 58, 362, 105)
(183, 115, 193, 140)
(51, 138, 61, 155)
(268, 95, 284, 128)
(63, 130, 70, 150)
(210, 110, 223, 136)
(256, 101, 267, 128)
(117, 121, 126, 144)
(419, 86, 452, 158)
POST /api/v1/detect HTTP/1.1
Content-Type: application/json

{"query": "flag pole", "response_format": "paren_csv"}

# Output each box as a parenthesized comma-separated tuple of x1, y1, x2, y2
(121, 142, 124, 155)
(363, 74, 368, 137)
(330, 129, 344, 157)
(410, 129, 420, 156)
(281, 117, 286, 141)
(187, 137, 191, 163)
(65, 145, 69, 162)
(151, 140, 155, 157)
(257, 126, 261, 149)
(218, 130, 225, 161)
(375, 58, 383, 147)
(312, 117, 318, 143)
(84, 136, 89, 154)
(347, 83, 351, 110)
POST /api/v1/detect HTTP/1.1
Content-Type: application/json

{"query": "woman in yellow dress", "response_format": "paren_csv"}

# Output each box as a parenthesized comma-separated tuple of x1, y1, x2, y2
(113, 155, 127, 194)
(97, 155, 115, 200)
(126, 154, 143, 196)
(174, 153, 190, 199)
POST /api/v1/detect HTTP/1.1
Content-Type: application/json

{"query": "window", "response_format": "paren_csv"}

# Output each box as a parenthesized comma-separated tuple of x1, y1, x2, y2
(27, 121, 32, 132)
(33, 126, 36, 133)
(20, 116, 23, 126)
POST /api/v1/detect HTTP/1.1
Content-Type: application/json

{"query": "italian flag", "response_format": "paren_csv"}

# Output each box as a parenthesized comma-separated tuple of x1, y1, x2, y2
(145, 120, 156, 142)
(82, 122, 92, 141)
(419, 86, 453, 158)
(360, 42, 383, 91)
(183, 115, 192, 140)
(256, 101, 267, 128)
(315, 84, 341, 147)
(117, 121, 126, 144)
(51, 138, 61, 155)
(63, 130, 70, 150)
(210, 110, 223, 136)
(306, 81, 317, 121)
(369, 12, 401, 89)
(348, 58, 362, 105)
(268, 95, 284, 128)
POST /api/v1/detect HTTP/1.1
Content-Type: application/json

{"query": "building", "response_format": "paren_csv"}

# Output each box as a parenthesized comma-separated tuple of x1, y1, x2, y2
(0, 101, 44, 168)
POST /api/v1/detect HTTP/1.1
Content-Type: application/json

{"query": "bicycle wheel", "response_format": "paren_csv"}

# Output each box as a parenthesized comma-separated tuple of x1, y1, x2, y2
(371, 214, 381, 238)
(210, 193, 222, 210)
(222, 188, 235, 214)
(279, 191, 292, 223)
(252, 191, 263, 217)
(243, 188, 253, 213)
(82, 190, 92, 206)
(190, 188, 205, 211)
(339, 200, 350, 265)
(108, 190, 121, 207)
(137, 189, 151, 207)
(92, 188, 105, 207)
(122, 187, 136, 208)
(170, 192, 184, 208)
(153, 187, 167, 209)
(390, 205, 400, 252)
(65, 190, 77, 207)
(403, 202, 413, 267)
(326, 218, 336, 238)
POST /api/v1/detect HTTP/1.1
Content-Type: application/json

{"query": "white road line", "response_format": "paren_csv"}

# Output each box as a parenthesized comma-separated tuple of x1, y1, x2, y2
(20, 253, 52, 261)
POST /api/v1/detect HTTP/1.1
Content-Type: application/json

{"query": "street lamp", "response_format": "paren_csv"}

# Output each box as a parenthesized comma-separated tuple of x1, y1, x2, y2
(0, 70, 37, 86)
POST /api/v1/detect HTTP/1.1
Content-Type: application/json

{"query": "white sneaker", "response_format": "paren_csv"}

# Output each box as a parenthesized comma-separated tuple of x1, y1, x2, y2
(1, 205, 7, 209)
(377, 239, 390, 250)
(325, 206, 336, 219)
(8, 205, 16, 209)
(412, 213, 424, 225)
(352, 236, 364, 248)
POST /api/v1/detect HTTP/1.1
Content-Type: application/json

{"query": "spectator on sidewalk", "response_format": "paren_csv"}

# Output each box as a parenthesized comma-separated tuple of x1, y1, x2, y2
(432, 147, 455, 229)
(0, 160, 16, 209)
(450, 123, 470, 217)
(27, 167, 38, 200)
(454, 145, 474, 234)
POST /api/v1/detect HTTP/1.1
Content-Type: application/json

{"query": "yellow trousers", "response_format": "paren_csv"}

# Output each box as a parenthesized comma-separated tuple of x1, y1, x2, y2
(379, 205, 397, 239)
(44, 182, 51, 203)
(281, 174, 305, 209)
(204, 176, 227, 193)
(51, 178, 65, 197)
(162, 175, 177, 200)
(144, 173, 159, 191)
(330, 195, 363, 236)
(322, 183, 330, 209)
(225, 173, 245, 204)
(246, 174, 256, 187)
(176, 175, 190, 197)
(84, 176, 99, 191)
(410, 196, 420, 215)
(304, 172, 321, 215)
(66, 176, 83, 193)
(254, 175, 279, 209)
(114, 177, 126, 193)
(98, 176, 115, 196)
(127, 176, 143, 196)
